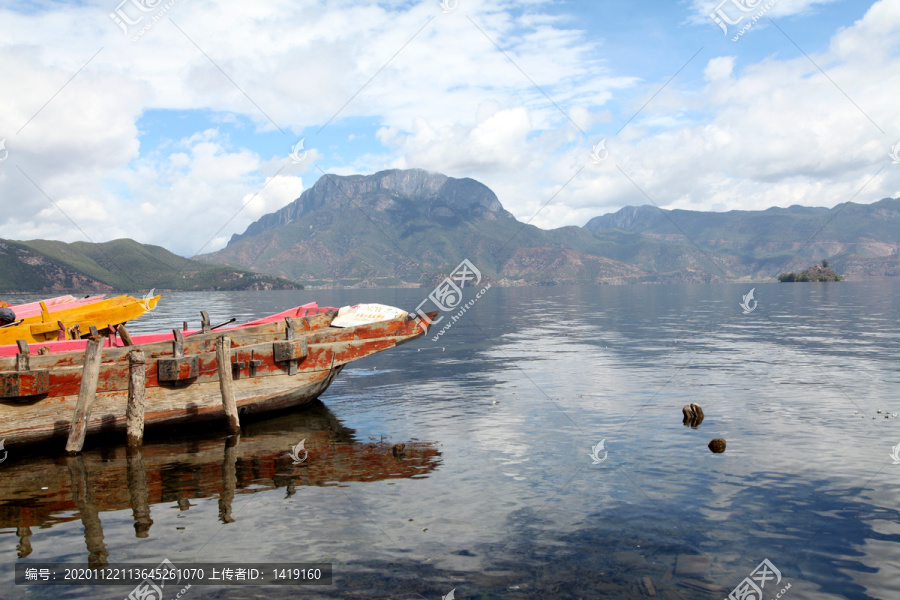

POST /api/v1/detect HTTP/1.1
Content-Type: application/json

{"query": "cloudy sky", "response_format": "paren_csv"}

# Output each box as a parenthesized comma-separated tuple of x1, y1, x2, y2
(0, 0, 898, 256)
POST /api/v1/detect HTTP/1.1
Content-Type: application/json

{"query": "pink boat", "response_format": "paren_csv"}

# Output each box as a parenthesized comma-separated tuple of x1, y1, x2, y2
(8, 294, 107, 320)
(7, 294, 77, 310)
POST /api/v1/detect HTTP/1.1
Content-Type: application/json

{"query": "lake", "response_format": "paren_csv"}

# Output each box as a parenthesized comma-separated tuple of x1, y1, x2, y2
(1, 281, 899, 599)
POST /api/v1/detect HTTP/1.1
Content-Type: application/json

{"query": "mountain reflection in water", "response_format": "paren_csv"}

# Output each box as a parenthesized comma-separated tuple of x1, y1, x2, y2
(0, 401, 440, 565)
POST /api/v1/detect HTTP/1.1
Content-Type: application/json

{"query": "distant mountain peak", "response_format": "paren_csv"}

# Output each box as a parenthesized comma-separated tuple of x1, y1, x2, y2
(229, 168, 511, 245)
(584, 205, 666, 233)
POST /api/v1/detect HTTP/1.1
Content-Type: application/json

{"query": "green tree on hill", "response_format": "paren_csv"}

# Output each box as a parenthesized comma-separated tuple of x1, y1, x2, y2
(778, 263, 842, 282)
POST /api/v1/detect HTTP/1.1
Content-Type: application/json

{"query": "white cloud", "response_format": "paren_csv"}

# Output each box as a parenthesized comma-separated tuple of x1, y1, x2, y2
(704, 56, 736, 81)
(0, 0, 630, 254)
(686, 0, 842, 26)
(557, 1, 900, 223)
(0, 0, 897, 259)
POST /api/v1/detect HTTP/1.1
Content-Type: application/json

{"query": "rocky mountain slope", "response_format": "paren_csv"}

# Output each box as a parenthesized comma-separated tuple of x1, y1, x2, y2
(0, 238, 299, 293)
(585, 199, 900, 279)
(202, 169, 713, 286)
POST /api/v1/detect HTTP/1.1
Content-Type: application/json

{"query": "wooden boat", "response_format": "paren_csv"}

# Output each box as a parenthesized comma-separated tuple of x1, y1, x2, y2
(0, 401, 440, 563)
(0, 293, 159, 345)
(0, 303, 436, 447)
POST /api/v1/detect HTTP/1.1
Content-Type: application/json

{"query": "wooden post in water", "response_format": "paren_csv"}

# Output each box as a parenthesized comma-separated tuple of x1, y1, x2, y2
(215, 335, 241, 435)
(126, 350, 146, 447)
(65, 336, 104, 454)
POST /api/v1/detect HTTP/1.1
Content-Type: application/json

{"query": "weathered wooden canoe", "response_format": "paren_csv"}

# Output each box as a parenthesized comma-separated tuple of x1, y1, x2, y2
(0, 304, 436, 447)
(0, 293, 159, 345)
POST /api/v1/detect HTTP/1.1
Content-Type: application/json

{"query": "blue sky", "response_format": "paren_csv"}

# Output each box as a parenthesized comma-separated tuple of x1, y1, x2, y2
(0, 0, 897, 256)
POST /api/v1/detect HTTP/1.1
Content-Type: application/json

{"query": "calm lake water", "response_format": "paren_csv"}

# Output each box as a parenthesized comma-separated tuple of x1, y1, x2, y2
(2, 281, 899, 599)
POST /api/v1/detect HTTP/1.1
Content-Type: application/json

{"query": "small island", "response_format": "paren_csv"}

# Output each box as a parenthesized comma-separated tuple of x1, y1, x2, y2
(778, 259, 843, 282)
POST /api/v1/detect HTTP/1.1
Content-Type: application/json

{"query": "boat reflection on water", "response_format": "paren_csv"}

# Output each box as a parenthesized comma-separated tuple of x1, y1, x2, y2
(0, 401, 440, 566)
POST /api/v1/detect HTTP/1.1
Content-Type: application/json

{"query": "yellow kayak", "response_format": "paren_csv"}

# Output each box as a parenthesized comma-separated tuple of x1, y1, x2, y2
(0, 294, 160, 345)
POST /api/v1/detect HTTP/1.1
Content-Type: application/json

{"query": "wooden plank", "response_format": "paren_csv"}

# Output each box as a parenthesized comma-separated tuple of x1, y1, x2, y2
(29, 322, 62, 335)
(65, 337, 104, 454)
(116, 324, 134, 347)
(4, 367, 335, 445)
(126, 350, 146, 447)
(216, 336, 241, 435)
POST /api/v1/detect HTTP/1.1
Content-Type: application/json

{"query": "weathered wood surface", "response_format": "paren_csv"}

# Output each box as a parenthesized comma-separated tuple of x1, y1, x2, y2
(65, 336, 104, 454)
(126, 350, 146, 447)
(0, 312, 436, 446)
(216, 336, 241, 435)
(116, 324, 134, 346)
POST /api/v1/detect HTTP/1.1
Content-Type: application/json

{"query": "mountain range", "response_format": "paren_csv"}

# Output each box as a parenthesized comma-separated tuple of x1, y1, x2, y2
(0, 238, 298, 294)
(5, 168, 898, 293)
(200, 168, 900, 286)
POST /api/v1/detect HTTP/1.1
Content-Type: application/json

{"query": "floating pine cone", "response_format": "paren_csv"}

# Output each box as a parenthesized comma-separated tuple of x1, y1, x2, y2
(708, 438, 726, 453)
